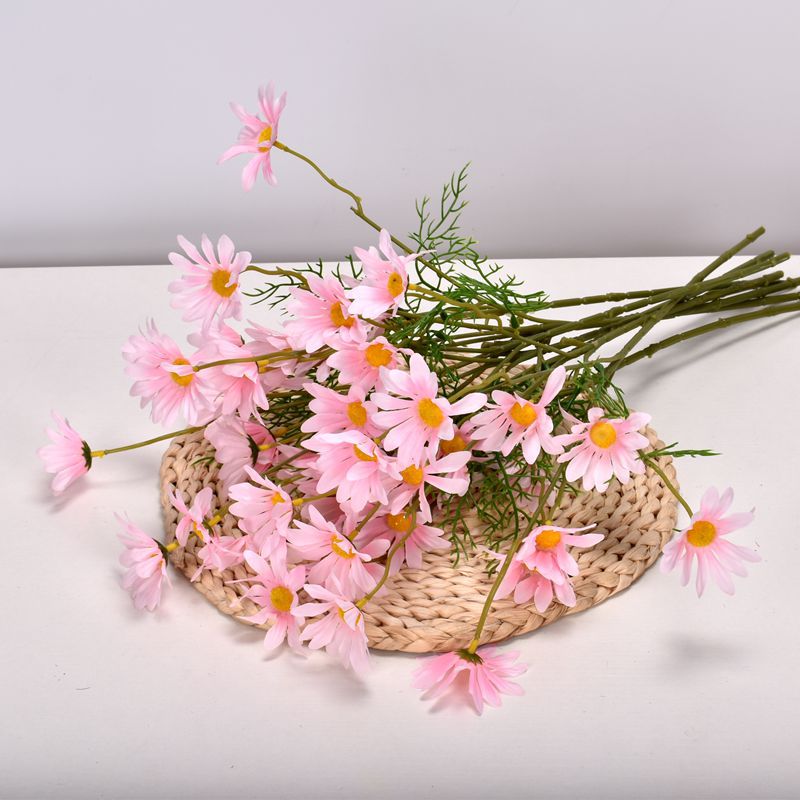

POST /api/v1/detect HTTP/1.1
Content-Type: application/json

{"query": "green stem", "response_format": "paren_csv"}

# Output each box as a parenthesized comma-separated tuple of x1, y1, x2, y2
(642, 454, 693, 517)
(91, 425, 205, 458)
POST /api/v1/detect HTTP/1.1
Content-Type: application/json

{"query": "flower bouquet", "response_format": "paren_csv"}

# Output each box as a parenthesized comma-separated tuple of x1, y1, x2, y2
(40, 83, 796, 713)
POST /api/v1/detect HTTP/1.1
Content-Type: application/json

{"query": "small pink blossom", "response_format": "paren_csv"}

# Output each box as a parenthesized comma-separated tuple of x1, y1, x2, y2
(300, 382, 380, 437)
(412, 647, 526, 714)
(287, 506, 387, 595)
(284, 275, 366, 353)
(468, 366, 566, 464)
(388, 450, 471, 519)
(204, 414, 277, 498)
(218, 83, 286, 190)
(516, 524, 604, 583)
(558, 408, 651, 492)
(296, 582, 370, 674)
(349, 229, 418, 318)
(117, 515, 169, 611)
(373, 353, 486, 465)
(326, 335, 404, 391)
(122, 320, 213, 426)
(191, 534, 249, 580)
(38, 413, 92, 494)
(168, 235, 251, 328)
(228, 466, 294, 550)
(239, 551, 307, 652)
(660, 487, 759, 596)
(357, 510, 450, 572)
(304, 430, 400, 513)
(169, 486, 214, 547)
(488, 551, 576, 612)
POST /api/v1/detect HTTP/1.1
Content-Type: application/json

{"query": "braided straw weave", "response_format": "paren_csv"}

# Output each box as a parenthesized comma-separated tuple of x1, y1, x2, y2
(160, 428, 678, 653)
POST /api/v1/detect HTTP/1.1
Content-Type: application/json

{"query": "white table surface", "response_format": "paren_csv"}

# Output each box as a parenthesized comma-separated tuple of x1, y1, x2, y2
(2, 256, 799, 800)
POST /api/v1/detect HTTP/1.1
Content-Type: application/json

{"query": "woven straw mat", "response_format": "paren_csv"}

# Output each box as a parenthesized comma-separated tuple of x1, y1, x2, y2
(160, 428, 678, 653)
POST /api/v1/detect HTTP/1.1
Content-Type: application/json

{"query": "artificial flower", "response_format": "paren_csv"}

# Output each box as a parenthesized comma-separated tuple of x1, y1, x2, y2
(219, 82, 287, 190)
(169, 485, 214, 547)
(117, 515, 169, 611)
(38, 413, 92, 494)
(300, 382, 380, 437)
(191, 534, 249, 581)
(326, 335, 403, 391)
(388, 449, 471, 518)
(228, 466, 293, 540)
(516, 523, 604, 583)
(660, 487, 759, 596)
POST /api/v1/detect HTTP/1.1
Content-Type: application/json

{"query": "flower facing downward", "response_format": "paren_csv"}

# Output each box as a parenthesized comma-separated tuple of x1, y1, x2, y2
(558, 408, 651, 492)
(228, 467, 293, 555)
(516, 524, 604, 584)
(117, 516, 169, 611)
(191, 535, 248, 581)
(373, 353, 486, 465)
(413, 647, 526, 714)
(219, 82, 287, 190)
(660, 487, 759, 596)
(296, 582, 370, 674)
(348, 229, 418, 318)
(169, 486, 214, 547)
(168, 234, 251, 329)
(38, 413, 92, 494)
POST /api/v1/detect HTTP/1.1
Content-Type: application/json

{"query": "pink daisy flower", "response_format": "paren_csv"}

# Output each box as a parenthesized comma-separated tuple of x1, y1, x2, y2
(372, 353, 487, 465)
(169, 486, 214, 547)
(349, 229, 417, 318)
(388, 449, 471, 519)
(660, 487, 759, 596)
(326, 335, 404, 391)
(296, 582, 370, 674)
(191, 534, 249, 581)
(239, 551, 307, 652)
(287, 506, 387, 596)
(356, 510, 450, 572)
(516, 524, 604, 584)
(38, 413, 92, 494)
(228, 466, 293, 546)
(437, 425, 472, 458)
(304, 430, 400, 513)
(468, 366, 567, 464)
(284, 275, 366, 353)
(122, 320, 213, 426)
(487, 550, 577, 612)
(203, 414, 277, 499)
(168, 235, 251, 328)
(300, 382, 380, 438)
(218, 82, 287, 190)
(116, 515, 170, 612)
(412, 646, 526, 714)
(558, 408, 651, 492)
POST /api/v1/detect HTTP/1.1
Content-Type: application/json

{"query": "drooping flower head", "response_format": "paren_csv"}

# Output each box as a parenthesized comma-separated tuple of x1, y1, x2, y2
(558, 408, 651, 492)
(239, 551, 307, 652)
(373, 353, 486, 465)
(38, 413, 92, 494)
(516, 523, 604, 583)
(413, 647, 526, 714)
(296, 582, 370, 674)
(349, 229, 418, 318)
(122, 320, 213, 426)
(284, 275, 366, 353)
(219, 82, 287, 190)
(228, 466, 294, 547)
(169, 485, 215, 547)
(468, 366, 567, 464)
(660, 487, 759, 596)
(191, 534, 249, 581)
(116, 515, 169, 612)
(487, 548, 577, 613)
(168, 234, 251, 328)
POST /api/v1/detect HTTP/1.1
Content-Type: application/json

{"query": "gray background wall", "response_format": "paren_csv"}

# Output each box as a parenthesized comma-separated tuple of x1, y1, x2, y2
(2, 0, 798, 267)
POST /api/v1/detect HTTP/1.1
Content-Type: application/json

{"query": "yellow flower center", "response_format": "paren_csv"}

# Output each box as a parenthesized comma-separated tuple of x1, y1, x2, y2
(439, 433, 467, 455)
(211, 269, 238, 298)
(270, 585, 294, 612)
(257, 125, 274, 152)
(169, 357, 194, 387)
(386, 512, 413, 533)
(365, 342, 392, 368)
(535, 528, 562, 549)
(347, 401, 368, 427)
(331, 535, 355, 559)
(271, 492, 285, 506)
(510, 402, 537, 426)
(400, 464, 424, 486)
(353, 444, 377, 462)
(329, 301, 355, 328)
(686, 520, 717, 548)
(589, 421, 617, 449)
(387, 271, 404, 298)
(417, 398, 444, 428)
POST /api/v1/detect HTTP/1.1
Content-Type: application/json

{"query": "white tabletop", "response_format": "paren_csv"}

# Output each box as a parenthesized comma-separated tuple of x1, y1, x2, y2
(2, 257, 799, 799)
